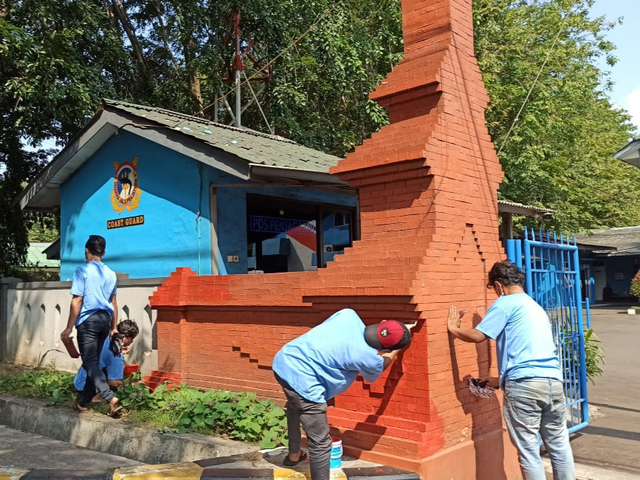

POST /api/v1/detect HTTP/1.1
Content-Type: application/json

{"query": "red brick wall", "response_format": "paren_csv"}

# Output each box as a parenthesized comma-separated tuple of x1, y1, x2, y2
(150, 0, 522, 477)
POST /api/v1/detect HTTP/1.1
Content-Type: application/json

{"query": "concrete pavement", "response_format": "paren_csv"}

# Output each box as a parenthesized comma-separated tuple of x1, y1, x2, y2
(0, 423, 140, 479)
(566, 305, 640, 477)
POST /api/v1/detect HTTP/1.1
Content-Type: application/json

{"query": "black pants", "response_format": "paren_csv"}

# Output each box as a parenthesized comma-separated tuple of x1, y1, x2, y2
(77, 311, 113, 406)
(275, 373, 332, 480)
(77, 367, 110, 407)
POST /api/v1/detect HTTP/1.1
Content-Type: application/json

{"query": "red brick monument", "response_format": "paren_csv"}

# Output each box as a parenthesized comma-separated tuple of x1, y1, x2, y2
(150, 0, 521, 477)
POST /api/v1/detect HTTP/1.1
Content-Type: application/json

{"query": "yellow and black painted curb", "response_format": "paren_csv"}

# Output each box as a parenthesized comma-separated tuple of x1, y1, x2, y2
(1, 463, 419, 480)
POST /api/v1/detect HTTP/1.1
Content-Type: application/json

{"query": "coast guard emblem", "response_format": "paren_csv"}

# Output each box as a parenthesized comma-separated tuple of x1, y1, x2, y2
(110, 157, 141, 213)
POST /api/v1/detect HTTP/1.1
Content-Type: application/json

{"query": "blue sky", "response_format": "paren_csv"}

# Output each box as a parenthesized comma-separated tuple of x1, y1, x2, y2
(590, 0, 640, 132)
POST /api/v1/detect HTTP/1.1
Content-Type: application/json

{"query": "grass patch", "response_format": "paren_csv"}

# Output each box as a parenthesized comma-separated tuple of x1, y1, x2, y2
(0, 364, 288, 449)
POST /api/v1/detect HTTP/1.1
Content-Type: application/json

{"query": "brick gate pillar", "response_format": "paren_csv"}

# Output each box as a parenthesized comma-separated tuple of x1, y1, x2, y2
(151, 0, 522, 477)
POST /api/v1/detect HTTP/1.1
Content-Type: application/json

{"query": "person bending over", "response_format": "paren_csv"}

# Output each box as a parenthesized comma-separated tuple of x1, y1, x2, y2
(272, 308, 413, 480)
(74, 319, 139, 411)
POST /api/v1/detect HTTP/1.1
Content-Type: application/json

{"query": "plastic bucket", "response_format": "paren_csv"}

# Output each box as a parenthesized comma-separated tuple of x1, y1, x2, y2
(329, 437, 343, 469)
(123, 364, 140, 377)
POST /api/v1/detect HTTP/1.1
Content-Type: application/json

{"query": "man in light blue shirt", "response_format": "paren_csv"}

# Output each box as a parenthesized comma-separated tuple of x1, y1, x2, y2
(272, 308, 412, 480)
(448, 261, 575, 480)
(61, 235, 121, 416)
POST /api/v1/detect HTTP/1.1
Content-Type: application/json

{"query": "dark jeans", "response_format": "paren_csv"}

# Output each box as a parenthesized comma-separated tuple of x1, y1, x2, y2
(77, 311, 113, 406)
(275, 373, 332, 480)
(77, 367, 109, 407)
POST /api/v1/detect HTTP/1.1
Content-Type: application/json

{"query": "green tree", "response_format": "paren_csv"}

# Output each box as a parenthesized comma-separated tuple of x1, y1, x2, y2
(0, 0, 128, 276)
(3, 0, 640, 277)
(1, 0, 402, 275)
(474, 0, 640, 233)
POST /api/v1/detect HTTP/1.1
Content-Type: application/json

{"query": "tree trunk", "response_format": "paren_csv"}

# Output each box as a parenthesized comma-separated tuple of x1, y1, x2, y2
(109, 0, 147, 75)
(182, 35, 204, 117)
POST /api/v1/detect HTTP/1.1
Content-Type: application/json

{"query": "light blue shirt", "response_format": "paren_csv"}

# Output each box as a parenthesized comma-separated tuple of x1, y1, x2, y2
(70, 261, 117, 326)
(73, 339, 124, 391)
(476, 293, 562, 387)
(272, 308, 384, 403)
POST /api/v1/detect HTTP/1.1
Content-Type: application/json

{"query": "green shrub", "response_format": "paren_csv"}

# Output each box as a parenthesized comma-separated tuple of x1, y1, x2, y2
(0, 367, 76, 405)
(584, 328, 605, 385)
(0, 367, 288, 449)
(631, 269, 640, 302)
(117, 376, 288, 448)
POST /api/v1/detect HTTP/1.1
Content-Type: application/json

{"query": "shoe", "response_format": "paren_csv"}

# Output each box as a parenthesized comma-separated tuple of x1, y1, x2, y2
(283, 451, 307, 467)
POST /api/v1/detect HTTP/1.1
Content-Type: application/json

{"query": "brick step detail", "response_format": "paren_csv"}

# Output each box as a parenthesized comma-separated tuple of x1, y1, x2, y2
(144, 370, 183, 391)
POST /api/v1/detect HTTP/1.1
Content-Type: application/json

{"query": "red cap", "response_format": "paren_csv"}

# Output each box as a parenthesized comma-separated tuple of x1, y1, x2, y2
(364, 321, 412, 350)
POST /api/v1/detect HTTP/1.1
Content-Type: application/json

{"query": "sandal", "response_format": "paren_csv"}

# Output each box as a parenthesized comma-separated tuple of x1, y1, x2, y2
(108, 405, 123, 418)
(283, 451, 307, 467)
(109, 397, 123, 418)
(76, 404, 90, 413)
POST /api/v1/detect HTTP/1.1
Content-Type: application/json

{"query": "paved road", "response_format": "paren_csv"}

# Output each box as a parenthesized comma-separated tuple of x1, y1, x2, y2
(0, 424, 141, 471)
(568, 305, 640, 476)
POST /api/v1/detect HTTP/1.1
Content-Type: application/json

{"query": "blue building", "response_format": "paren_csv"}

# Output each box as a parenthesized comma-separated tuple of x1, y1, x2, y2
(576, 227, 640, 303)
(16, 100, 357, 280)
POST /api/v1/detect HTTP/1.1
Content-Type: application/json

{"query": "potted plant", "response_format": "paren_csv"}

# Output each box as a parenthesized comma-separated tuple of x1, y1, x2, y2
(629, 269, 640, 314)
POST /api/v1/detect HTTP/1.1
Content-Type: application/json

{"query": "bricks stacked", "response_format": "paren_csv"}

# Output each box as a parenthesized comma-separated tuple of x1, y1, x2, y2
(150, 0, 521, 477)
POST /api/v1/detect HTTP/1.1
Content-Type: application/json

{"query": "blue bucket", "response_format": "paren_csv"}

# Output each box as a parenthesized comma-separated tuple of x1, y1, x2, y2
(329, 437, 343, 469)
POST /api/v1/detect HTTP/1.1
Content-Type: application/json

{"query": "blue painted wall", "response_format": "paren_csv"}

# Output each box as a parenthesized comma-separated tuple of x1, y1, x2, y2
(60, 130, 356, 279)
(605, 256, 640, 296)
(60, 131, 214, 280)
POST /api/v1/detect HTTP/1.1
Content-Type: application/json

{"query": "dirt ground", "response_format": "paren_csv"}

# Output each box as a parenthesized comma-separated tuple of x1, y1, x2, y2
(0, 362, 36, 377)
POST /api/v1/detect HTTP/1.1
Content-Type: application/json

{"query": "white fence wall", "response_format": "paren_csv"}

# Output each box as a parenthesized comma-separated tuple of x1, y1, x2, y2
(0, 277, 164, 376)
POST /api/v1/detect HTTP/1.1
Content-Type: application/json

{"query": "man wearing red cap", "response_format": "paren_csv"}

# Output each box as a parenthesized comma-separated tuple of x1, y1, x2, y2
(272, 308, 412, 480)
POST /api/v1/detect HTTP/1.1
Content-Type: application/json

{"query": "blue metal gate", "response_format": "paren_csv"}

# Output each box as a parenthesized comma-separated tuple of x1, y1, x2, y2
(506, 228, 589, 434)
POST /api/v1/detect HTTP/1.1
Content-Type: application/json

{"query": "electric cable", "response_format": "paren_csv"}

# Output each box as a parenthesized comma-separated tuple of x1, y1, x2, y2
(496, 3, 576, 156)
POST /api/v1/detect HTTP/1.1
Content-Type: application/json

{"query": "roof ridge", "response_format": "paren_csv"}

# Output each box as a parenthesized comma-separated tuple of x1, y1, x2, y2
(102, 98, 300, 146)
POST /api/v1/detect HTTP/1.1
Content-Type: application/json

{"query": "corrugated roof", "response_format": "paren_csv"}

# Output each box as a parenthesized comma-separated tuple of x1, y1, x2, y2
(497, 199, 553, 216)
(575, 226, 640, 256)
(25, 243, 60, 268)
(103, 99, 340, 173)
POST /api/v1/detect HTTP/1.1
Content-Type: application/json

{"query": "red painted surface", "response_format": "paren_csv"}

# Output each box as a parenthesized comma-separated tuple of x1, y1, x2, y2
(149, 0, 521, 477)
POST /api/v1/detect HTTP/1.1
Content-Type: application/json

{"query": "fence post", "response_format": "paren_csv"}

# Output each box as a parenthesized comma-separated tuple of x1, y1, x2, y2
(0, 277, 22, 362)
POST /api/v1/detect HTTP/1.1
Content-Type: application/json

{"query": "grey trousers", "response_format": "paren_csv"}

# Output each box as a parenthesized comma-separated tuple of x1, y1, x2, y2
(275, 373, 332, 480)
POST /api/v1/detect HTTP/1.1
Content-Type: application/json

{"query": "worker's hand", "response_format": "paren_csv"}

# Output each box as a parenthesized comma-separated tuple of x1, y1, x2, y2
(480, 376, 500, 389)
(447, 307, 468, 332)
(110, 329, 119, 339)
(381, 349, 401, 370)
(60, 327, 73, 342)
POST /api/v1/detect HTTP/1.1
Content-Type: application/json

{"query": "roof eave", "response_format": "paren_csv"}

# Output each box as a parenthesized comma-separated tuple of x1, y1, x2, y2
(497, 200, 554, 217)
(613, 139, 640, 167)
(15, 108, 120, 211)
(15, 107, 253, 211)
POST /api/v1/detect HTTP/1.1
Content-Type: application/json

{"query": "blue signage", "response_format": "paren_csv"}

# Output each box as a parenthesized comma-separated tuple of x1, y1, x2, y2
(250, 215, 315, 234)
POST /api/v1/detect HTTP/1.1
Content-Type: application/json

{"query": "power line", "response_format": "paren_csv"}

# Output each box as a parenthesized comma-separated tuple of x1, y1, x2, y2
(496, 3, 575, 156)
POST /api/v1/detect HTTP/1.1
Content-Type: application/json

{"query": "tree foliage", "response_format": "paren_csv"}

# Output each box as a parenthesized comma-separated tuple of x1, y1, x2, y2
(2, 0, 640, 276)
(474, 0, 640, 233)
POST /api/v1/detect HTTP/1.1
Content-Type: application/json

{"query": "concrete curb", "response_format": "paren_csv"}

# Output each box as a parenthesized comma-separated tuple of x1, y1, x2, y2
(0, 395, 420, 480)
(0, 395, 256, 464)
(0, 465, 420, 480)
